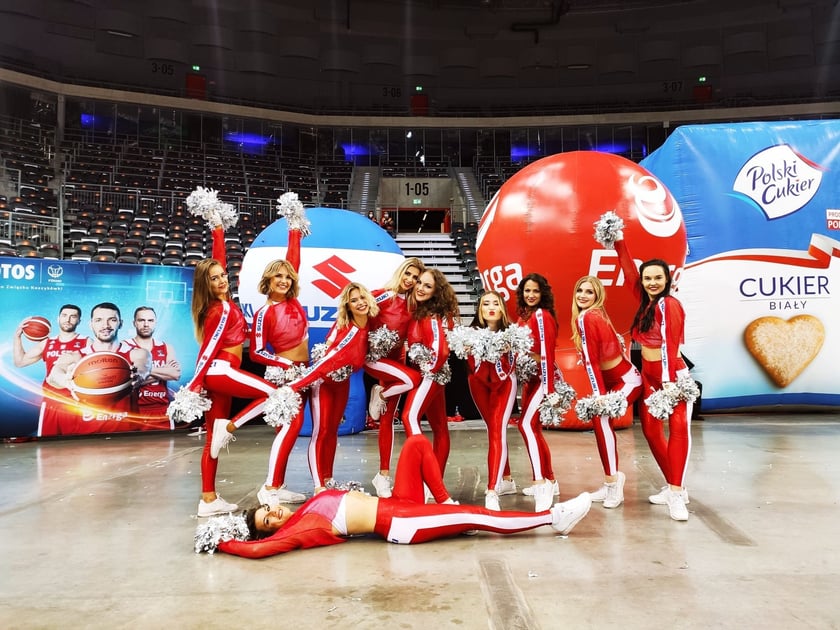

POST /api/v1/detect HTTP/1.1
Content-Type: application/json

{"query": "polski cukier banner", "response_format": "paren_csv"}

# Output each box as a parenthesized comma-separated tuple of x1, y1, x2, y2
(641, 120, 840, 410)
(0, 258, 197, 438)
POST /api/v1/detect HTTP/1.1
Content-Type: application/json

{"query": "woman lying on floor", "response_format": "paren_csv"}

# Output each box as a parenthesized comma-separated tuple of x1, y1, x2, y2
(196, 435, 592, 557)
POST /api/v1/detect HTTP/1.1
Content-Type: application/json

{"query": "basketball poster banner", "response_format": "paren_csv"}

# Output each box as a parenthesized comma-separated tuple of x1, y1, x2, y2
(641, 120, 840, 410)
(0, 258, 197, 438)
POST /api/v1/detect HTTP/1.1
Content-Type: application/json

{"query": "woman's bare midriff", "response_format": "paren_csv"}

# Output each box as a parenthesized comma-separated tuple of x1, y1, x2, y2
(342, 491, 380, 535)
(280, 339, 310, 363)
(641, 346, 662, 361)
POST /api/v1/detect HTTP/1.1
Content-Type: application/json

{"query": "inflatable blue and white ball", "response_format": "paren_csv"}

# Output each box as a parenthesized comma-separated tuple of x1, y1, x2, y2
(240, 207, 405, 435)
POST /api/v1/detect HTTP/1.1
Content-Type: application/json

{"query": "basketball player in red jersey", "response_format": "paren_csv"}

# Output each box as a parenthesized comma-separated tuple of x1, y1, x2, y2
(13, 304, 88, 437)
(126, 306, 182, 430)
(46, 302, 151, 435)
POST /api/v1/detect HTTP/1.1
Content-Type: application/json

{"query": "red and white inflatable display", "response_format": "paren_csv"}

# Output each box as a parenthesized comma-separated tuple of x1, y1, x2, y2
(476, 151, 688, 429)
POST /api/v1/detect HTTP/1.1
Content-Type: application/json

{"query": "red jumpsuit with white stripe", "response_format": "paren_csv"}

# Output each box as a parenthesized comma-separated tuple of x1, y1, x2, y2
(218, 435, 557, 558)
(364, 289, 418, 472)
(188, 227, 276, 494)
(286, 321, 370, 488)
(467, 348, 517, 492)
(575, 308, 642, 476)
(402, 316, 451, 474)
(616, 240, 691, 487)
(517, 309, 556, 484)
(249, 230, 309, 490)
(37, 334, 88, 437)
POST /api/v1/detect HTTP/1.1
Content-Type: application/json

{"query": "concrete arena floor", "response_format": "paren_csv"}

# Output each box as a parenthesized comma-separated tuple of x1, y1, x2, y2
(1, 414, 839, 630)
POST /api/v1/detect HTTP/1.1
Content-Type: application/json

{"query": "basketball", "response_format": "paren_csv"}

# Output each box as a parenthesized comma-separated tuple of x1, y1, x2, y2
(69, 352, 134, 407)
(21, 316, 51, 341)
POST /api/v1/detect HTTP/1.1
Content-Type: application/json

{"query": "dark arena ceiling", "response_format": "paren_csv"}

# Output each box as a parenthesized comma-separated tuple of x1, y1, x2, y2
(0, 0, 837, 115)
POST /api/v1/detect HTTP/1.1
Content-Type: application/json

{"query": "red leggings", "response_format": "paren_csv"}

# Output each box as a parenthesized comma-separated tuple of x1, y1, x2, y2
(365, 357, 420, 472)
(374, 436, 553, 544)
(639, 359, 692, 487)
(517, 379, 555, 482)
(402, 376, 450, 474)
(307, 377, 351, 488)
(591, 361, 642, 476)
(200, 357, 276, 494)
(264, 363, 310, 488)
(468, 374, 517, 491)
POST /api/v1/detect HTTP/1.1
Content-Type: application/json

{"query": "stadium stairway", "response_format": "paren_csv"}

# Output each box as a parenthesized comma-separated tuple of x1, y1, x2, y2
(395, 232, 476, 320)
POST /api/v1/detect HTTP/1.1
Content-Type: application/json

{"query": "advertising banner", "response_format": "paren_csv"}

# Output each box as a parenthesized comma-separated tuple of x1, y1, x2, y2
(0, 258, 197, 438)
(641, 121, 840, 410)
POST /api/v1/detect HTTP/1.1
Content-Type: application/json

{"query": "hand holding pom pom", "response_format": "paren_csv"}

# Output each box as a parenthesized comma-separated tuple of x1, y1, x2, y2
(186, 186, 238, 231)
(593, 211, 624, 249)
(276, 192, 311, 236)
(194, 513, 249, 554)
(264, 386, 302, 427)
(167, 386, 212, 424)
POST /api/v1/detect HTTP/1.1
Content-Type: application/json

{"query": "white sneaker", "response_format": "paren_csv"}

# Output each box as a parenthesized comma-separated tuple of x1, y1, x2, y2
(209, 419, 234, 459)
(485, 490, 500, 511)
(372, 473, 393, 498)
(197, 495, 238, 517)
(649, 485, 690, 505)
(603, 471, 626, 509)
(368, 385, 387, 420)
(665, 488, 689, 521)
(523, 480, 559, 496)
(497, 478, 517, 496)
(550, 492, 592, 535)
(258, 484, 307, 505)
(533, 480, 554, 512)
(442, 497, 459, 505)
(589, 484, 608, 502)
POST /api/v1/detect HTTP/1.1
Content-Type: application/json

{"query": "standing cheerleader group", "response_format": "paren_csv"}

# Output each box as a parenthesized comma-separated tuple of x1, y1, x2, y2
(179, 193, 696, 558)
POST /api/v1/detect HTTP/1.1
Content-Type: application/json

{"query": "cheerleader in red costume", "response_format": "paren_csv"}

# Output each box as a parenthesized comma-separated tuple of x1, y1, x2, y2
(196, 435, 593, 557)
(514, 273, 560, 501)
(571, 275, 642, 509)
(401, 268, 460, 476)
(175, 188, 277, 518)
(604, 220, 693, 521)
(249, 193, 312, 505)
(464, 291, 532, 511)
(279, 282, 379, 493)
(363, 257, 425, 498)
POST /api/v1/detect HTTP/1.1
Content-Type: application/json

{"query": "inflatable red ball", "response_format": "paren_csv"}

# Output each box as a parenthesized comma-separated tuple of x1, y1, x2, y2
(69, 352, 134, 407)
(21, 316, 51, 341)
(476, 151, 688, 429)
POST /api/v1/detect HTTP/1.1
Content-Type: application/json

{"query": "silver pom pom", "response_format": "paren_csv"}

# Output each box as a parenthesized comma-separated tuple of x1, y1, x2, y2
(430, 361, 452, 385)
(264, 385, 302, 428)
(325, 479, 368, 493)
(644, 388, 676, 421)
(501, 323, 534, 356)
(264, 364, 306, 386)
(167, 386, 211, 424)
(445, 325, 478, 361)
(538, 382, 576, 428)
(309, 342, 327, 363)
(276, 192, 311, 236)
(327, 365, 353, 382)
(574, 394, 601, 422)
(599, 391, 629, 419)
(514, 354, 538, 381)
(366, 326, 401, 362)
(186, 186, 238, 231)
(407, 343, 450, 384)
(676, 374, 701, 404)
(194, 512, 249, 554)
(594, 211, 625, 249)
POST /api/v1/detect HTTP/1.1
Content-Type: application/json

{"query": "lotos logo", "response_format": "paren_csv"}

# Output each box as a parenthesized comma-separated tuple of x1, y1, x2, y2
(732, 144, 823, 220)
(0, 263, 36, 280)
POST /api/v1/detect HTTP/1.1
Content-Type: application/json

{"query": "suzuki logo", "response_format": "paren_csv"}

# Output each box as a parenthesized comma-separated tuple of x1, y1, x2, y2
(312, 255, 356, 298)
